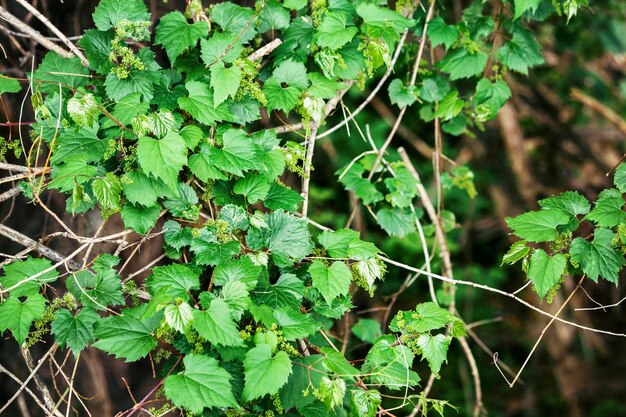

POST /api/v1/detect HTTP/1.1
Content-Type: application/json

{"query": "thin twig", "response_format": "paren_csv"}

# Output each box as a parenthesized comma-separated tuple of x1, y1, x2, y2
(0, 362, 64, 417)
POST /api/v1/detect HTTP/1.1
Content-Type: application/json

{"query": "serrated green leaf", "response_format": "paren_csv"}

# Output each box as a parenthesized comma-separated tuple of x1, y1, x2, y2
(264, 183, 303, 212)
(103, 92, 149, 129)
(361, 337, 419, 389)
(50, 160, 100, 193)
(427, 17, 458, 49)
(51, 308, 99, 355)
(539, 191, 590, 217)
(501, 240, 530, 266)
(438, 48, 488, 80)
(221, 280, 250, 320)
(584, 188, 626, 227)
(280, 355, 325, 410)
(66, 261, 124, 311)
(213, 257, 261, 290)
(474, 78, 511, 119)
(417, 334, 450, 374)
(137, 132, 187, 190)
(93, 308, 159, 361)
(234, 173, 272, 204)
(145, 264, 200, 301)
(499, 28, 544, 75)
(310, 260, 352, 305)
(376, 207, 416, 238)
(164, 354, 238, 413)
(93, 173, 122, 215)
(163, 183, 199, 220)
(0, 257, 58, 297)
(200, 32, 243, 65)
(434, 90, 465, 121)
(338, 163, 384, 205)
(92, 0, 150, 31)
(210, 61, 242, 107)
(0, 293, 46, 344)
(318, 229, 379, 260)
(242, 344, 293, 401)
(210, 129, 259, 176)
(121, 203, 161, 234)
(254, 273, 304, 309)
(420, 76, 450, 103)
(78, 29, 115, 74)
(316, 12, 358, 50)
(352, 319, 382, 344)
(192, 299, 243, 346)
(350, 389, 381, 417)
(570, 228, 625, 284)
(0, 76, 21, 94)
(180, 125, 204, 150)
(32, 52, 89, 93)
(527, 249, 567, 299)
(178, 80, 231, 126)
(506, 209, 571, 243)
(614, 163, 626, 193)
(122, 171, 171, 207)
(514, 0, 542, 19)
(52, 126, 107, 165)
(274, 308, 321, 340)
(155, 11, 209, 64)
(105, 70, 157, 102)
(388, 78, 418, 108)
(211, 2, 256, 43)
(308, 73, 346, 99)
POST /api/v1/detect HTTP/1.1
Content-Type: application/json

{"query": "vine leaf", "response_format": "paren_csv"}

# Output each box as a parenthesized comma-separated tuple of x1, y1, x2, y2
(474, 78, 511, 119)
(506, 208, 571, 243)
(145, 264, 201, 301)
(0, 293, 46, 344)
(137, 131, 188, 190)
(513, 0, 542, 19)
(273, 308, 321, 340)
(192, 299, 243, 347)
(316, 12, 358, 50)
(210, 129, 259, 177)
(51, 308, 99, 355)
(498, 27, 544, 75)
(417, 334, 451, 374)
(178, 81, 230, 126)
(352, 318, 383, 344)
(0, 76, 21, 94)
(350, 389, 381, 417)
(501, 240, 530, 266)
(164, 354, 239, 413)
(92, 0, 150, 31)
(66, 265, 124, 311)
(527, 249, 567, 300)
(584, 188, 626, 228)
(309, 260, 352, 305)
(155, 11, 209, 64)
(0, 257, 58, 297)
(538, 191, 590, 217)
(388, 78, 418, 108)
(121, 203, 161, 234)
(376, 207, 416, 238)
(210, 61, 242, 107)
(92, 307, 160, 361)
(437, 48, 488, 80)
(614, 163, 626, 193)
(427, 17, 458, 49)
(242, 343, 293, 401)
(570, 228, 625, 284)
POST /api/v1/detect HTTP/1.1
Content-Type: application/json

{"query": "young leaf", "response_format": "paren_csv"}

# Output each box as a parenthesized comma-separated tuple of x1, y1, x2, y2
(570, 228, 625, 284)
(0, 293, 46, 344)
(527, 249, 566, 300)
(165, 303, 194, 333)
(192, 299, 243, 346)
(501, 240, 530, 266)
(213, 257, 262, 290)
(242, 343, 293, 401)
(417, 334, 451, 374)
(318, 229, 380, 260)
(93, 173, 122, 215)
(434, 90, 464, 120)
(155, 11, 209, 64)
(474, 78, 511, 119)
(350, 389, 381, 417)
(137, 131, 187, 190)
(309, 260, 352, 305)
(51, 308, 99, 355)
(506, 209, 571, 243)
(164, 354, 239, 413)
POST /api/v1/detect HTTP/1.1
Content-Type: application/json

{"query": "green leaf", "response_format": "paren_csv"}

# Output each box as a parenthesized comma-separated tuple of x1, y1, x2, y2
(474, 78, 511, 119)
(213, 257, 261, 290)
(137, 132, 187, 190)
(178, 80, 230, 126)
(180, 125, 204, 150)
(221, 280, 250, 320)
(192, 299, 243, 346)
(66, 259, 124, 311)
(318, 228, 380, 260)
(258, 0, 290, 32)
(437, 48, 488, 80)
(247, 210, 313, 267)
(0, 257, 58, 297)
(427, 17, 458, 49)
(310, 260, 352, 305)
(280, 355, 325, 410)
(319, 377, 346, 409)
(234, 174, 272, 204)
(93, 307, 159, 361)
(104, 70, 157, 102)
(188, 143, 228, 182)
(420, 77, 450, 103)
(356, 4, 414, 34)
(163, 183, 199, 219)
(50, 160, 99, 193)
(254, 273, 305, 309)
(350, 389, 381, 417)
(155, 11, 209, 64)
(121, 171, 171, 207)
(361, 337, 419, 389)
(376, 207, 416, 238)
(321, 348, 360, 377)
(352, 318, 382, 344)
(615, 163, 626, 193)
(388, 78, 418, 108)
(242, 344, 293, 401)
(570, 228, 625, 284)
(78, 29, 115, 74)
(92, 173, 122, 215)
(274, 308, 321, 340)
(211, 129, 259, 176)
(0, 76, 21, 94)
(527, 249, 567, 300)
(338, 163, 384, 205)
(263, 60, 309, 113)
(308, 73, 347, 99)
(506, 209, 571, 243)
(264, 183, 303, 212)
(52, 126, 107, 165)
(316, 12, 358, 50)
(164, 354, 239, 413)
(0, 293, 46, 344)
(190, 230, 241, 266)
(92, 0, 150, 31)
(164, 303, 193, 333)
(51, 308, 99, 355)
(498, 28, 544, 75)
(390, 302, 461, 334)
(417, 334, 450, 374)
(200, 32, 243, 65)
(32, 52, 89, 93)
(501, 240, 530, 266)
(121, 203, 161, 234)
(210, 61, 242, 107)
(145, 264, 200, 300)
(103, 92, 149, 129)
(434, 90, 464, 121)
(513, 0, 542, 19)
(538, 191, 590, 217)
(163, 220, 193, 250)
(584, 188, 626, 227)
(211, 2, 256, 43)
